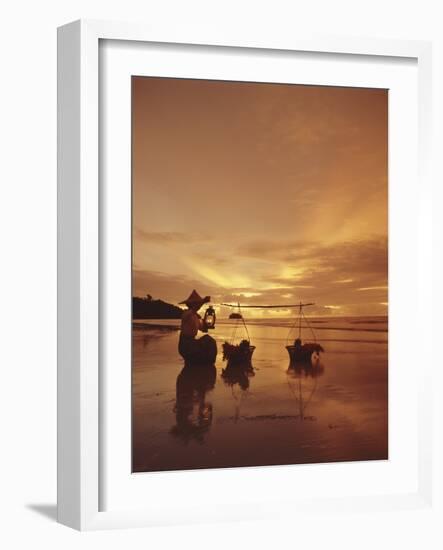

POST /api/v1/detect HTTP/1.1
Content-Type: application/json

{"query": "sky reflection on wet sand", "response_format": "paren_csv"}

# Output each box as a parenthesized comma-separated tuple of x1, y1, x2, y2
(132, 318, 388, 473)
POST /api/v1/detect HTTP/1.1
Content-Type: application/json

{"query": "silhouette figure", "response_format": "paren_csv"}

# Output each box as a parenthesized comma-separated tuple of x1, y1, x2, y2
(178, 290, 217, 365)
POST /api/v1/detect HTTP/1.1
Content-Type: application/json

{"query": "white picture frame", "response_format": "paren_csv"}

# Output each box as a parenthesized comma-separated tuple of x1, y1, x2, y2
(57, 19, 434, 531)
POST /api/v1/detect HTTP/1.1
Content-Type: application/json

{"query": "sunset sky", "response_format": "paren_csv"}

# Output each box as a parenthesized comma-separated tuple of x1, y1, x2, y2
(132, 77, 388, 317)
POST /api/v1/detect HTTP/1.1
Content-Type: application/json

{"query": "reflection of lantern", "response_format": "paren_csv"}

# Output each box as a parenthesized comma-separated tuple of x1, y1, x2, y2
(204, 306, 216, 329)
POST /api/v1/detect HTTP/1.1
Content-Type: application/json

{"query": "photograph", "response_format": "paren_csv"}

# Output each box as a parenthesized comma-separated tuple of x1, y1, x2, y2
(131, 76, 388, 473)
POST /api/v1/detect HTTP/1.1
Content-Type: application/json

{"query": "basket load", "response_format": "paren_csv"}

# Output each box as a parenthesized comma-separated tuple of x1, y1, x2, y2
(284, 302, 325, 364)
(222, 339, 255, 366)
(222, 302, 255, 366)
(286, 338, 324, 364)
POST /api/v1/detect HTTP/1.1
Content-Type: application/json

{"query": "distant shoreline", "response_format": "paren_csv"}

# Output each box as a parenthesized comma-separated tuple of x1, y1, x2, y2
(132, 317, 388, 334)
(133, 322, 179, 331)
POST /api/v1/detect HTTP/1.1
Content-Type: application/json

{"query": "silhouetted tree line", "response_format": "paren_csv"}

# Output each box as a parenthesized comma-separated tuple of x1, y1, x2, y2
(133, 295, 184, 319)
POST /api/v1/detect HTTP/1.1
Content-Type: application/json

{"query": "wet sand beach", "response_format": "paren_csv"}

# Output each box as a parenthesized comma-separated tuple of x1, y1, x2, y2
(132, 317, 388, 473)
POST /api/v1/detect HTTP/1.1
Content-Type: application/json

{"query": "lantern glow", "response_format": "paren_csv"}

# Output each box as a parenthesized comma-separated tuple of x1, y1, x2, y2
(203, 306, 216, 329)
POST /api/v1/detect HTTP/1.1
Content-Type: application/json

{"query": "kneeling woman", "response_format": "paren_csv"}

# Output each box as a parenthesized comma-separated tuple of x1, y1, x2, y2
(178, 290, 217, 365)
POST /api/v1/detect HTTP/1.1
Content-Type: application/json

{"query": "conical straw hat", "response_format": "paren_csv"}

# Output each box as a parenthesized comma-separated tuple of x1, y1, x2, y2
(179, 289, 210, 306)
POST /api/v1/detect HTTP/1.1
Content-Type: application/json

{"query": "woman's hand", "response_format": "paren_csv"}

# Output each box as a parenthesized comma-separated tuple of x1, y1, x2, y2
(199, 318, 209, 333)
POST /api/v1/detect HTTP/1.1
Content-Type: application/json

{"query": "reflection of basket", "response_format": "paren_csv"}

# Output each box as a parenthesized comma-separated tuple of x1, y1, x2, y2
(221, 361, 255, 390)
(222, 340, 255, 365)
(286, 342, 324, 364)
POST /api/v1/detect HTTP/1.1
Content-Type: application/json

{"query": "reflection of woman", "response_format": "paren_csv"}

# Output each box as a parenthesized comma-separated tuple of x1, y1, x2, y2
(170, 364, 217, 443)
(178, 290, 217, 365)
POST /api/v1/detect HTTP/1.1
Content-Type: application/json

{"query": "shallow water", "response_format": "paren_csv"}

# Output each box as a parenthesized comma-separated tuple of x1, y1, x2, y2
(132, 317, 388, 472)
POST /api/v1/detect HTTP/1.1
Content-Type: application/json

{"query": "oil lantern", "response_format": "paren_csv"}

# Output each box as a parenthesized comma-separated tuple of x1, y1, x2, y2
(204, 306, 216, 329)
